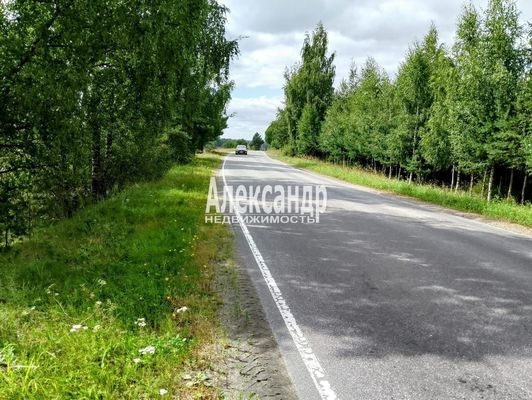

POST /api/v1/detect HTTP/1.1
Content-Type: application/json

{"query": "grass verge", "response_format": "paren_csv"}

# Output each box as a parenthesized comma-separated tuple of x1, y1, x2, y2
(268, 150, 532, 228)
(0, 153, 232, 399)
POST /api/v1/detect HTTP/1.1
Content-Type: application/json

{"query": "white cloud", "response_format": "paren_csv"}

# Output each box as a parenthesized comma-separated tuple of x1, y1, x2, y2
(220, 0, 532, 140)
(231, 34, 302, 89)
(225, 96, 283, 139)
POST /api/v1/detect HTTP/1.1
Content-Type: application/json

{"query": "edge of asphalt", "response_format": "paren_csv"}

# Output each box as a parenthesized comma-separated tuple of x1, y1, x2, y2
(213, 256, 299, 400)
(211, 158, 299, 400)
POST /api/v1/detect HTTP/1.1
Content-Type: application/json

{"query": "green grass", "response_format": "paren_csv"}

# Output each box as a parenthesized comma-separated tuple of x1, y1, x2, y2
(268, 150, 532, 228)
(0, 154, 231, 399)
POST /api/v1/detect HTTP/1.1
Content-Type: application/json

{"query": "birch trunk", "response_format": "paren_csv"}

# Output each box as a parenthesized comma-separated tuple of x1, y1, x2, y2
(450, 165, 455, 191)
(507, 168, 514, 200)
(487, 165, 495, 202)
(521, 175, 527, 205)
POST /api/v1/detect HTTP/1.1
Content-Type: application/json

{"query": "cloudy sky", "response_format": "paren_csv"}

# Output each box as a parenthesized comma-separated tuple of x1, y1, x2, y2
(218, 0, 532, 140)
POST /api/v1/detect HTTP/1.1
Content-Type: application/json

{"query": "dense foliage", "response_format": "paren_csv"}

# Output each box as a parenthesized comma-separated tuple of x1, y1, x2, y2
(266, 0, 532, 204)
(280, 23, 335, 156)
(0, 0, 238, 247)
(208, 137, 248, 149)
(249, 132, 265, 150)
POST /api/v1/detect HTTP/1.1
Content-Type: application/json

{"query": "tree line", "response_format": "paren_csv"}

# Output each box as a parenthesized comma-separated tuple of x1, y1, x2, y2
(209, 132, 264, 150)
(266, 0, 532, 204)
(1, 0, 238, 247)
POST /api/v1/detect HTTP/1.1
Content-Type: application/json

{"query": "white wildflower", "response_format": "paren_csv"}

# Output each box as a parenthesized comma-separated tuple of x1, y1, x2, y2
(139, 345, 156, 355)
(93, 325, 101, 332)
(135, 318, 147, 328)
(97, 279, 107, 286)
(175, 306, 188, 314)
(159, 389, 168, 395)
(133, 358, 141, 364)
(70, 324, 89, 333)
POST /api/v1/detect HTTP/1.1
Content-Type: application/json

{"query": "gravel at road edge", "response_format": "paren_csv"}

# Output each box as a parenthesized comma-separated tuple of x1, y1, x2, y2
(213, 258, 298, 400)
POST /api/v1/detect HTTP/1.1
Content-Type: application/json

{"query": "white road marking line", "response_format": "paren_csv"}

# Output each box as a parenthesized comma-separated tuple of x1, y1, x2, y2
(222, 155, 338, 400)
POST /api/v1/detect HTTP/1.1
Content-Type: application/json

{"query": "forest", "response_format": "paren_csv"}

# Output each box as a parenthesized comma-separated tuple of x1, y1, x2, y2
(266, 0, 532, 205)
(0, 0, 238, 248)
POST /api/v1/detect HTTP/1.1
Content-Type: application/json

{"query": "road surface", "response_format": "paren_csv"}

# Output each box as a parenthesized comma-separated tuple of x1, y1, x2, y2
(220, 151, 532, 400)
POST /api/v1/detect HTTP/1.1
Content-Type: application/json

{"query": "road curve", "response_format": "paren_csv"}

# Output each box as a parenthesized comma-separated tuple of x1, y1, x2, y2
(221, 151, 532, 400)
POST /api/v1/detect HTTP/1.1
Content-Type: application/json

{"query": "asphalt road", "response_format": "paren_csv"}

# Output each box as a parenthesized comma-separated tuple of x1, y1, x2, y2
(221, 151, 532, 400)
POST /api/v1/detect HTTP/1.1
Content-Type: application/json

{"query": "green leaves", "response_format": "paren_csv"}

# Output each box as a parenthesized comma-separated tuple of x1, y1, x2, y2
(249, 132, 265, 150)
(0, 0, 238, 247)
(265, 109, 289, 149)
(268, 0, 532, 202)
(282, 23, 335, 156)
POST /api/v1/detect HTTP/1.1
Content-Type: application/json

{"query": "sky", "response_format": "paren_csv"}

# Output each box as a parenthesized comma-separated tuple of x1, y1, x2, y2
(218, 0, 532, 140)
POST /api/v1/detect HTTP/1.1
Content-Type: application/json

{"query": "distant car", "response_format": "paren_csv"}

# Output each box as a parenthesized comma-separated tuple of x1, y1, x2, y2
(235, 145, 247, 155)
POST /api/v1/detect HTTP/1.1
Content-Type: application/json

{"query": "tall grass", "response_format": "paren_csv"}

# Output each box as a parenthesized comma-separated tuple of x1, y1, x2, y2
(268, 151, 532, 228)
(0, 154, 230, 399)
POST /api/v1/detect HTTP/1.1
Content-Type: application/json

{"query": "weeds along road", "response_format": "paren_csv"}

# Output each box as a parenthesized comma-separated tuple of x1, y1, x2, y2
(220, 151, 532, 400)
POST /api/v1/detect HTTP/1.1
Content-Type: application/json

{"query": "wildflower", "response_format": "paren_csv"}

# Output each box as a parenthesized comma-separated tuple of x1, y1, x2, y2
(70, 324, 88, 333)
(139, 345, 156, 355)
(135, 318, 147, 328)
(93, 325, 101, 332)
(159, 389, 168, 395)
(175, 306, 188, 314)
(133, 358, 141, 364)
(95, 301, 103, 307)
(97, 279, 107, 286)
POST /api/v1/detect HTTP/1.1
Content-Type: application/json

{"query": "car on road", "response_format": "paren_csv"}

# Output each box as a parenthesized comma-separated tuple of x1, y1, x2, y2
(235, 144, 248, 155)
